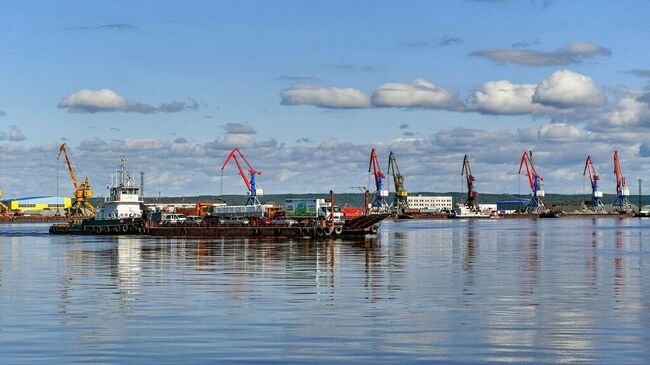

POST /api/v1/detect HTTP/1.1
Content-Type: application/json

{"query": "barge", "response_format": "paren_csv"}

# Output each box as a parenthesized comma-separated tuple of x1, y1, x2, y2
(50, 156, 388, 239)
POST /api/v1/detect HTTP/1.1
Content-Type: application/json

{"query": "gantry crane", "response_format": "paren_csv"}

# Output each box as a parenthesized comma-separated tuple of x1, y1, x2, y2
(583, 155, 604, 212)
(518, 150, 547, 214)
(57, 143, 94, 217)
(613, 150, 632, 213)
(387, 151, 407, 213)
(221, 147, 262, 206)
(368, 148, 388, 209)
(461, 154, 480, 213)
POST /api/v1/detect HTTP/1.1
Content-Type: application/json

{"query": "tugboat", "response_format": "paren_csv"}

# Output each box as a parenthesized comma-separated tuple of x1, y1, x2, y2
(50, 157, 144, 235)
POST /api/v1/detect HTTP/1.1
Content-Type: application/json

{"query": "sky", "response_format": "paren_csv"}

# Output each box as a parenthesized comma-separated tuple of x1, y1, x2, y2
(2, 0, 650, 198)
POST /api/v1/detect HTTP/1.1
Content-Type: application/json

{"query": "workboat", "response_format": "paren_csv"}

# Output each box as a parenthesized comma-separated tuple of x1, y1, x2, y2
(50, 157, 144, 234)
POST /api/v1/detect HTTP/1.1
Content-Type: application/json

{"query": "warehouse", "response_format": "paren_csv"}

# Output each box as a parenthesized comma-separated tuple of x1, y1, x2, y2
(407, 195, 453, 211)
(6, 196, 72, 214)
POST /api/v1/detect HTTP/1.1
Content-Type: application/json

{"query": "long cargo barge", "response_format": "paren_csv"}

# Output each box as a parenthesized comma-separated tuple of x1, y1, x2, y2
(50, 214, 388, 239)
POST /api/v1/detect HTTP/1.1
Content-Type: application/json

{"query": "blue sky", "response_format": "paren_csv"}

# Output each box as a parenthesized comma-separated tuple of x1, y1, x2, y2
(2, 1, 650, 197)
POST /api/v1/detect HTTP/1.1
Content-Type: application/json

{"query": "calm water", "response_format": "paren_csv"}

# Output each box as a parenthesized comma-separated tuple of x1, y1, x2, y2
(1, 219, 650, 364)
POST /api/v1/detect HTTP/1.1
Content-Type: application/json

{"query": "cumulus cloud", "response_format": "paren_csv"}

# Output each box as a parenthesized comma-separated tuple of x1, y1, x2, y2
(468, 80, 547, 115)
(224, 123, 256, 134)
(372, 79, 462, 109)
(597, 94, 650, 129)
(281, 85, 371, 109)
(470, 41, 611, 66)
(517, 123, 585, 143)
(532, 69, 605, 108)
(214, 133, 255, 148)
(280, 70, 609, 118)
(8, 126, 25, 141)
(58, 89, 199, 114)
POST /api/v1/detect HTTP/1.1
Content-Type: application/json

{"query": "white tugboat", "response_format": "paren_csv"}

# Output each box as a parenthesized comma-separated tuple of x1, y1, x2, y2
(94, 156, 143, 221)
(50, 157, 144, 234)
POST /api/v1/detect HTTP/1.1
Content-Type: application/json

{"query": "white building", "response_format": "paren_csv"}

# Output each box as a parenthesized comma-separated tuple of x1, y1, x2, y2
(407, 195, 453, 211)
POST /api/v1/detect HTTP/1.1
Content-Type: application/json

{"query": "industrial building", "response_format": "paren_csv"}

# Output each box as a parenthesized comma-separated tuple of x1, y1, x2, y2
(5, 196, 71, 214)
(407, 195, 453, 211)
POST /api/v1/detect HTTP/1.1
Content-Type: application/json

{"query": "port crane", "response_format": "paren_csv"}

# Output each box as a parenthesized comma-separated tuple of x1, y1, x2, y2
(461, 154, 480, 213)
(57, 143, 94, 217)
(583, 155, 604, 212)
(613, 150, 632, 212)
(221, 147, 262, 206)
(386, 151, 407, 213)
(0, 188, 9, 218)
(368, 148, 388, 210)
(518, 150, 547, 214)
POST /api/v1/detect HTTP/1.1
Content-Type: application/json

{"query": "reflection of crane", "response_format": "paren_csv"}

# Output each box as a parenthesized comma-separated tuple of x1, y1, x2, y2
(583, 155, 604, 212)
(461, 154, 480, 212)
(368, 148, 388, 209)
(613, 150, 631, 212)
(57, 143, 94, 216)
(387, 151, 407, 213)
(518, 150, 546, 214)
(221, 147, 262, 205)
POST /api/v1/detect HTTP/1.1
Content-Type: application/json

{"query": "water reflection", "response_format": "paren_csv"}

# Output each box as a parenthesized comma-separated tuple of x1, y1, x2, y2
(1, 220, 649, 363)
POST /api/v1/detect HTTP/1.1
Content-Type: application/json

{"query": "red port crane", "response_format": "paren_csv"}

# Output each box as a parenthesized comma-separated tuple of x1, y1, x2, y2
(583, 155, 604, 211)
(368, 148, 387, 208)
(461, 154, 480, 212)
(518, 151, 546, 213)
(221, 147, 262, 205)
(613, 150, 631, 212)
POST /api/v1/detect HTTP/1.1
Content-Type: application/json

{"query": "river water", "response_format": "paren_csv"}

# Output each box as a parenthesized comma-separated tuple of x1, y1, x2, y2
(1, 218, 649, 364)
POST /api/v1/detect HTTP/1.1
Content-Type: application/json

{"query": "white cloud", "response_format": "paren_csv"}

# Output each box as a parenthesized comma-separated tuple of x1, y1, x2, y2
(469, 80, 548, 115)
(532, 70, 605, 108)
(214, 133, 255, 148)
(58, 89, 198, 114)
(371, 79, 462, 109)
(280, 85, 370, 109)
(601, 95, 650, 128)
(517, 123, 585, 143)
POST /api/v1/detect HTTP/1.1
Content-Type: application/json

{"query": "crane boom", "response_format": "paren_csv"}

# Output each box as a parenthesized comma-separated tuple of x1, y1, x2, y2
(461, 154, 479, 212)
(57, 143, 94, 217)
(368, 148, 387, 209)
(221, 147, 262, 205)
(583, 155, 603, 211)
(58, 144, 79, 189)
(387, 151, 407, 212)
(613, 150, 631, 212)
(517, 151, 546, 214)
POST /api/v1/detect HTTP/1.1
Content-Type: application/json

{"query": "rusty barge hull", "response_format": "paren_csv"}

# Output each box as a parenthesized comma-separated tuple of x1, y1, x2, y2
(145, 225, 370, 238)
